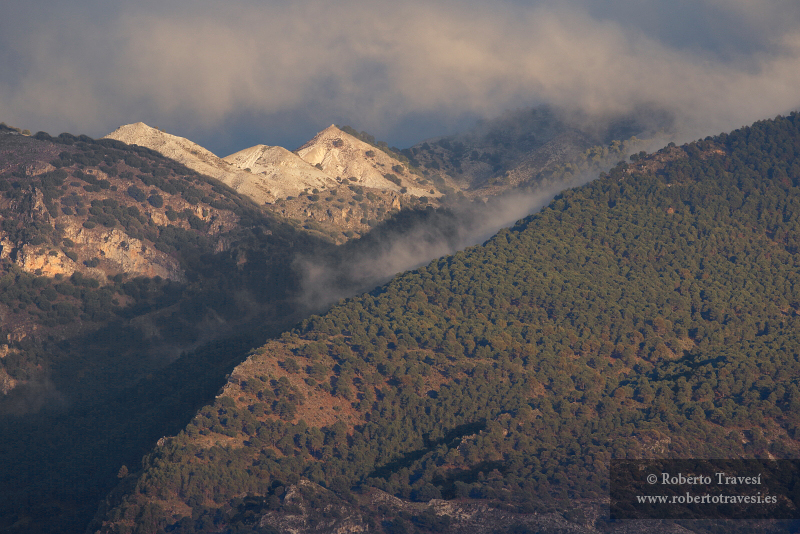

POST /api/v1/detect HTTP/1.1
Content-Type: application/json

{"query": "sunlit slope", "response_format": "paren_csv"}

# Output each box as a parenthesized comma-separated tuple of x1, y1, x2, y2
(97, 113, 800, 533)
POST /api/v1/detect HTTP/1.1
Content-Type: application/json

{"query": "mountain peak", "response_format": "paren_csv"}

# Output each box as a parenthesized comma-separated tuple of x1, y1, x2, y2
(296, 126, 436, 197)
(105, 122, 219, 159)
(222, 144, 337, 198)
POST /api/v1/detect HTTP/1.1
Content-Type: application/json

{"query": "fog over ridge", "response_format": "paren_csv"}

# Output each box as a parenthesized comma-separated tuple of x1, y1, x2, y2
(295, 164, 623, 312)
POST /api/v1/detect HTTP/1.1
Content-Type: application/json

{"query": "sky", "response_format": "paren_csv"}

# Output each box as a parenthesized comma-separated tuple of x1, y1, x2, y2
(2, 0, 800, 156)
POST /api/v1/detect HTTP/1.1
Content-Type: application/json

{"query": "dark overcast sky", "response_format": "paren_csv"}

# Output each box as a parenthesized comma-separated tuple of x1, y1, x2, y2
(2, 0, 800, 156)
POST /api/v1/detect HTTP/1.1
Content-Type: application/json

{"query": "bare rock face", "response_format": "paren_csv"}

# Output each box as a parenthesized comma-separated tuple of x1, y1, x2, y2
(223, 144, 338, 199)
(0, 237, 12, 260)
(104, 123, 276, 203)
(23, 161, 56, 177)
(296, 125, 436, 197)
(4, 184, 183, 281)
(0, 367, 15, 396)
(15, 224, 182, 281)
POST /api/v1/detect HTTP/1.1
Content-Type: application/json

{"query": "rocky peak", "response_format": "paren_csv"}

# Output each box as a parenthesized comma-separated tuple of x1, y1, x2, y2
(222, 144, 338, 199)
(296, 125, 437, 197)
(105, 123, 219, 164)
(104, 123, 279, 202)
(103, 123, 442, 241)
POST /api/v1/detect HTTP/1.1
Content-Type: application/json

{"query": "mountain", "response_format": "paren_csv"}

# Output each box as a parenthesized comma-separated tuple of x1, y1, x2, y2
(105, 123, 365, 207)
(101, 117, 665, 246)
(104, 123, 443, 242)
(296, 125, 438, 198)
(0, 118, 514, 534)
(104, 123, 286, 204)
(91, 114, 800, 533)
(222, 144, 336, 199)
(0, 128, 354, 534)
(407, 105, 672, 197)
(0, 127, 365, 409)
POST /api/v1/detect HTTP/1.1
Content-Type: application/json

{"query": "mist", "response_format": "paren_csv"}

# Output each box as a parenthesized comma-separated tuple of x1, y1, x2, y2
(2, 0, 800, 155)
(296, 165, 612, 313)
(295, 105, 677, 312)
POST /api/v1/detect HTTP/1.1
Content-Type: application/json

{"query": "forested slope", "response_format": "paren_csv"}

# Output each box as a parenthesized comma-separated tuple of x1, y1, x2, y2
(95, 114, 800, 533)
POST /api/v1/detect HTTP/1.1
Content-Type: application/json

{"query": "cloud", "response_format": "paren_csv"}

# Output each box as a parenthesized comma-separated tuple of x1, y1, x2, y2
(2, 0, 800, 152)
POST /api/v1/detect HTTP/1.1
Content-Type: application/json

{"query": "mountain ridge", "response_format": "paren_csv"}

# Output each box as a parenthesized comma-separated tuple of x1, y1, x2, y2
(407, 105, 671, 197)
(104, 123, 447, 242)
(1, 106, 776, 534)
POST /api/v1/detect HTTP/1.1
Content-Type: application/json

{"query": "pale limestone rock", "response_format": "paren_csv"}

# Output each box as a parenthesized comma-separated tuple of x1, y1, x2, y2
(223, 145, 337, 199)
(17, 245, 76, 278)
(147, 210, 171, 226)
(104, 122, 439, 205)
(25, 161, 56, 176)
(296, 125, 436, 197)
(0, 238, 12, 260)
(104, 123, 274, 203)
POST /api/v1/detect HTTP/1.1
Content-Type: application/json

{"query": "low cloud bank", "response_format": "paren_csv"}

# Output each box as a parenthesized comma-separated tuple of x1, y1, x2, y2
(2, 0, 800, 153)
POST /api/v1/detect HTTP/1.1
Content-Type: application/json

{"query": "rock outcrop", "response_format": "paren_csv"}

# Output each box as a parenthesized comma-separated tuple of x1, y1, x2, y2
(223, 144, 338, 199)
(296, 125, 436, 197)
(16, 221, 182, 281)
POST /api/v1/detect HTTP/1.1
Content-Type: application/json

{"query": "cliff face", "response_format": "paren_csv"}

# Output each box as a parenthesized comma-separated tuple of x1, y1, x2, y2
(0, 178, 227, 281)
(0, 345, 15, 395)
(1, 185, 182, 280)
(16, 220, 182, 281)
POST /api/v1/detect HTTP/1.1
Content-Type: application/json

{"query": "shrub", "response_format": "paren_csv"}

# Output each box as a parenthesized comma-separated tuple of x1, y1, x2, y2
(127, 186, 146, 202)
(283, 358, 300, 373)
(383, 173, 401, 186)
